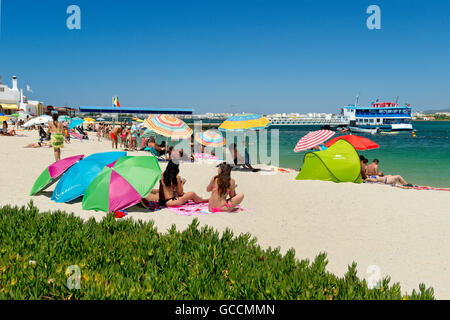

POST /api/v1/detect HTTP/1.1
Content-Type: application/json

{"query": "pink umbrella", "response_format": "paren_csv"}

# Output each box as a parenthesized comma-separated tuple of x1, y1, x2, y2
(30, 155, 85, 195)
(294, 130, 335, 152)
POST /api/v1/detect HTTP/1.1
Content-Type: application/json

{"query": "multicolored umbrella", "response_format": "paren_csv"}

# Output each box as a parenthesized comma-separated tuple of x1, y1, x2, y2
(195, 130, 226, 147)
(68, 118, 85, 130)
(218, 114, 271, 132)
(52, 152, 126, 203)
(144, 114, 193, 139)
(294, 130, 335, 152)
(23, 115, 53, 128)
(58, 115, 71, 122)
(30, 155, 85, 196)
(324, 134, 379, 151)
(82, 156, 162, 213)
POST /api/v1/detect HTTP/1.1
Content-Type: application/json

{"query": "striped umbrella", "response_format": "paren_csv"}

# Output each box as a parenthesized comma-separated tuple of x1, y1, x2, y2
(293, 130, 335, 152)
(218, 113, 271, 131)
(195, 130, 226, 147)
(144, 114, 193, 139)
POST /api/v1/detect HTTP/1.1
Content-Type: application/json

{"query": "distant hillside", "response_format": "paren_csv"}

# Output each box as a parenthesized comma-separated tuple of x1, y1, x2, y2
(422, 108, 450, 114)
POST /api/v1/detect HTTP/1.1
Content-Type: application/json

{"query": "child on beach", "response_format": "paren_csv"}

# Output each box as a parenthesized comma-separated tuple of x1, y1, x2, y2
(206, 162, 244, 213)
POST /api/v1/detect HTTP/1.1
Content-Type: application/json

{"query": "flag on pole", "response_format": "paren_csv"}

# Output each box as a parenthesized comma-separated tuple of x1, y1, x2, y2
(113, 96, 120, 107)
(26, 84, 33, 93)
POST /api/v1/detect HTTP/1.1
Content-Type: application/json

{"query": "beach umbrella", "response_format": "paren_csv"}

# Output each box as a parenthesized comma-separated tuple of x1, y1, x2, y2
(218, 114, 271, 132)
(293, 130, 335, 152)
(144, 114, 193, 139)
(195, 129, 226, 147)
(0, 116, 10, 122)
(324, 134, 379, 151)
(0, 113, 4, 116)
(10, 113, 20, 117)
(84, 117, 95, 123)
(29, 155, 85, 196)
(96, 117, 105, 121)
(82, 156, 162, 213)
(52, 151, 127, 203)
(58, 115, 71, 122)
(133, 117, 143, 122)
(23, 115, 52, 128)
(68, 118, 85, 130)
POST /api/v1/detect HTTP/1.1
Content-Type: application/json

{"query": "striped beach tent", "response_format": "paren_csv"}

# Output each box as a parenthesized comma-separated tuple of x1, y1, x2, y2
(218, 114, 271, 132)
(293, 130, 335, 152)
(143, 114, 193, 139)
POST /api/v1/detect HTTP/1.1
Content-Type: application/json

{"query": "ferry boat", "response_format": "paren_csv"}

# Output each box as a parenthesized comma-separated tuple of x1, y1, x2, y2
(341, 102, 413, 131)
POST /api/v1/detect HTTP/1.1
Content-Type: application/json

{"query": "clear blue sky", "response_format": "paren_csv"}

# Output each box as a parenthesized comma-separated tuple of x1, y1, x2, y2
(0, 0, 449, 113)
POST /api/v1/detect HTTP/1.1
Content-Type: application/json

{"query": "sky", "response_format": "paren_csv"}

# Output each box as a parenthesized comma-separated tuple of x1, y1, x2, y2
(0, 0, 449, 114)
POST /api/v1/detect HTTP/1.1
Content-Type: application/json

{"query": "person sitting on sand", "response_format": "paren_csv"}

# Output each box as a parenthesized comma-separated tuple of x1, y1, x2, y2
(228, 143, 260, 172)
(156, 160, 208, 207)
(367, 159, 383, 176)
(206, 162, 244, 213)
(46, 113, 64, 161)
(360, 155, 369, 180)
(146, 136, 165, 156)
(365, 174, 408, 185)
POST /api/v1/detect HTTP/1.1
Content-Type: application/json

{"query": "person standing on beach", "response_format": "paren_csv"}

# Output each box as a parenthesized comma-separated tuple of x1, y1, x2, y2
(47, 113, 64, 161)
(130, 123, 138, 152)
(111, 125, 122, 149)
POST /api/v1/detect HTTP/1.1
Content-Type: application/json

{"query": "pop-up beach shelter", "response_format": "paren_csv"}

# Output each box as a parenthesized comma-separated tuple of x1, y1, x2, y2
(296, 139, 362, 183)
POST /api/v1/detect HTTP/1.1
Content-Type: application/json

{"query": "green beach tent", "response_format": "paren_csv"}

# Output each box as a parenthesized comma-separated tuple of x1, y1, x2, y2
(296, 139, 362, 183)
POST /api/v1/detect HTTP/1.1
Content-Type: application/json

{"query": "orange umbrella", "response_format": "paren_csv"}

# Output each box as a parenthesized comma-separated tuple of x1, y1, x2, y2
(324, 134, 379, 151)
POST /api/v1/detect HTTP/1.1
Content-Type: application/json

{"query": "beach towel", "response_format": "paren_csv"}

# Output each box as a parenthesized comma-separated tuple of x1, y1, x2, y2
(167, 200, 250, 216)
(69, 131, 83, 141)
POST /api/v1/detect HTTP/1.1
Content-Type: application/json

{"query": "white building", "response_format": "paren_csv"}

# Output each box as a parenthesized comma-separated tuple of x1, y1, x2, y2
(0, 75, 43, 116)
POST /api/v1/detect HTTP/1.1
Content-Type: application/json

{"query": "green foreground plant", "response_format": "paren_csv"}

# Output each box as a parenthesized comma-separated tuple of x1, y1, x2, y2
(0, 202, 434, 300)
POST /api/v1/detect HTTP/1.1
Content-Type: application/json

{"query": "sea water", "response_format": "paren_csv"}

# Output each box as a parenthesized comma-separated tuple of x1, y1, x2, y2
(274, 121, 450, 188)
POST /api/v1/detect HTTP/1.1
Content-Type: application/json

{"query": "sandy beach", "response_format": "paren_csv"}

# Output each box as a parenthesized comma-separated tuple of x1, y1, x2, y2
(1, 130, 450, 299)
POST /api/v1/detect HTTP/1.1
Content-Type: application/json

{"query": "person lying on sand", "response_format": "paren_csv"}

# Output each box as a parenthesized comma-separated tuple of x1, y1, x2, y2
(154, 160, 208, 207)
(24, 141, 51, 148)
(206, 162, 244, 213)
(365, 174, 408, 185)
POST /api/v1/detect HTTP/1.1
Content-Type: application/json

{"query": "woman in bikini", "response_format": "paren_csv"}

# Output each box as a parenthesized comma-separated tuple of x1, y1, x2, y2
(156, 160, 207, 207)
(206, 162, 244, 213)
(46, 113, 64, 161)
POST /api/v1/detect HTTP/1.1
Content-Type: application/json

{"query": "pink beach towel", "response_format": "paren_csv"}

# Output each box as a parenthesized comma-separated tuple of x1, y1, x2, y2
(167, 201, 250, 216)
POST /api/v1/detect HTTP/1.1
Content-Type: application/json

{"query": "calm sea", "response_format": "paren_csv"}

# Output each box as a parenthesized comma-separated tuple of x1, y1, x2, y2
(273, 121, 450, 188)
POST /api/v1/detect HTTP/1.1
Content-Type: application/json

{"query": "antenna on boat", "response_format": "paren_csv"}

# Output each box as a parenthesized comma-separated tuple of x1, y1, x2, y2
(395, 96, 399, 105)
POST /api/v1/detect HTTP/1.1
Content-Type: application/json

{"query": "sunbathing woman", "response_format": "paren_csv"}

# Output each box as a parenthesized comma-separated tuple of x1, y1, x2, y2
(365, 174, 408, 185)
(156, 160, 207, 207)
(206, 162, 244, 213)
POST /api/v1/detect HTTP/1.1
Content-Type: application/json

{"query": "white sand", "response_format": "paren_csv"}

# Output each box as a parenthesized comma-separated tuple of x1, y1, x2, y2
(1, 131, 450, 298)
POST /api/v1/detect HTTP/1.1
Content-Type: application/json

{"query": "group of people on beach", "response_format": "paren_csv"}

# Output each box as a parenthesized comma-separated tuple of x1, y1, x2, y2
(141, 160, 245, 213)
(360, 156, 408, 185)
